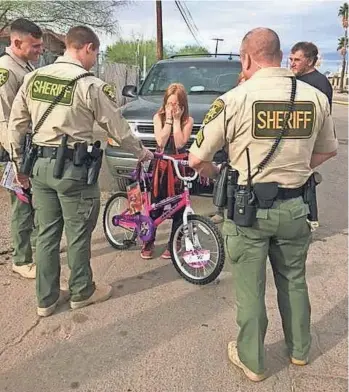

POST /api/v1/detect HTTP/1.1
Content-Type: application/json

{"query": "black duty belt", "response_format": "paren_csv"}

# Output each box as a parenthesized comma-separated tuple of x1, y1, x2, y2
(36, 145, 74, 160)
(238, 185, 304, 200)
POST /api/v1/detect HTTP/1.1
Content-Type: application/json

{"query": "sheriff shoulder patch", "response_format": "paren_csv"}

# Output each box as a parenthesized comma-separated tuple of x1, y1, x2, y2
(0, 68, 9, 87)
(196, 127, 204, 148)
(203, 98, 225, 125)
(102, 84, 117, 103)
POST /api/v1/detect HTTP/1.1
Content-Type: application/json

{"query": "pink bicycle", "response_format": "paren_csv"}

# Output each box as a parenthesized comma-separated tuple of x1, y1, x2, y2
(103, 153, 225, 285)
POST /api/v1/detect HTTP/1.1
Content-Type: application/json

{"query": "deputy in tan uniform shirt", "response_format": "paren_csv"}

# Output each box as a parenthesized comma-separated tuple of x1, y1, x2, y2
(0, 18, 43, 279)
(0, 48, 34, 152)
(189, 28, 337, 382)
(8, 25, 153, 318)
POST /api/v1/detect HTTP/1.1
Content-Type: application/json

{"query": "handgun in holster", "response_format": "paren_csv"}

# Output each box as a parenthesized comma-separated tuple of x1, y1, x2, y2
(53, 134, 68, 179)
(87, 140, 103, 185)
(303, 171, 322, 230)
(20, 133, 38, 176)
(213, 163, 229, 208)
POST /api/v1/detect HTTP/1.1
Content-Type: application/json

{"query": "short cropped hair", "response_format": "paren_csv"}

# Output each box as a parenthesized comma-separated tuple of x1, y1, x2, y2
(65, 26, 100, 51)
(241, 27, 281, 63)
(10, 18, 42, 39)
(291, 42, 318, 66)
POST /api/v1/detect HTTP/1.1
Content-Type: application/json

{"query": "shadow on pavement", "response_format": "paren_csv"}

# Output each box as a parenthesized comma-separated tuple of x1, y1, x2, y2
(111, 263, 180, 299)
(265, 296, 348, 376)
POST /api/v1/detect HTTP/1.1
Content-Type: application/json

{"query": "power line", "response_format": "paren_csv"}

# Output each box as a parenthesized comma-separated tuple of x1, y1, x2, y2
(181, 1, 209, 51)
(181, 1, 200, 35)
(174, 0, 201, 46)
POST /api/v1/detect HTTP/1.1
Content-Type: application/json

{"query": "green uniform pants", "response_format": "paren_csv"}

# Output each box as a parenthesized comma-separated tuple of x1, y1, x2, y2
(223, 197, 312, 374)
(10, 191, 37, 265)
(31, 158, 100, 308)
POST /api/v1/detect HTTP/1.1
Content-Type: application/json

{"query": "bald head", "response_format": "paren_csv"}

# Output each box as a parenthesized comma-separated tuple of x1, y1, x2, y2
(241, 27, 282, 65)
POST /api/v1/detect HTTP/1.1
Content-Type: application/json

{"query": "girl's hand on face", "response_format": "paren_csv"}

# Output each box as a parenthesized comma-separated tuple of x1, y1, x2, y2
(165, 104, 173, 120)
(173, 105, 184, 120)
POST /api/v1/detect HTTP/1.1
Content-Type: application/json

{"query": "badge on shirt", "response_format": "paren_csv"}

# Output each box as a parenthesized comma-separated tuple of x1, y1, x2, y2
(0, 68, 9, 87)
(202, 98, 225, 125)
(102, 84, 117, 103)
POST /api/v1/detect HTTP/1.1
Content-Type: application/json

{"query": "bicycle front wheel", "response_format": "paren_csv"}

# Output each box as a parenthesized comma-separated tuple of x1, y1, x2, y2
(169, 214, 225, 285)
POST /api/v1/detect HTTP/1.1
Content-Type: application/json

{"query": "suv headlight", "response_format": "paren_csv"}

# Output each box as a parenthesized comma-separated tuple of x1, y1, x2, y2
(107, 122, 137, 147)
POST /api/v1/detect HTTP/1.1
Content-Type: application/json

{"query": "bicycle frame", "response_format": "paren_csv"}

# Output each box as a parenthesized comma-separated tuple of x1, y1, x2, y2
(112, 153, 197, 243)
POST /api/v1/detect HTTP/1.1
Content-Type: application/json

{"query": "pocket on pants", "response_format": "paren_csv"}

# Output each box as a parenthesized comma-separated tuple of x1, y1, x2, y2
(222, 219, 244, 264)
(289, 202, 311, 237)
(77, 188, 100, 222)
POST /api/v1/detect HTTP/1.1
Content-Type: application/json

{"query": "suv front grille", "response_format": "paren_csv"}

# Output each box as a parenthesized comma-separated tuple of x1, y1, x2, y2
(136, 122, 201, 151)
(142, 140, 158, 150)
(137, 123, 201, 135)
(137, 124, 155, 134)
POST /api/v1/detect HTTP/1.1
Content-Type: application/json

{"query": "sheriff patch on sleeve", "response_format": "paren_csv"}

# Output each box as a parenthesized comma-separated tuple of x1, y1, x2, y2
(203, 98, 225, 125)
(102, 84, 117, 103)
(195, 127, 204, 148)
(0, 68, 9, 87)
(252, 101, 316, 139)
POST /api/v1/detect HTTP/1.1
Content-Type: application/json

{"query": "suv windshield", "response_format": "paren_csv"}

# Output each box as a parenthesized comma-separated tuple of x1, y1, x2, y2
(139, 60, 241, 96)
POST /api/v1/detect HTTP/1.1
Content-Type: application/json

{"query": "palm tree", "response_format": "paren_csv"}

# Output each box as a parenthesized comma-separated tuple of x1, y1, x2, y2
(337, 37, 348, 55)
(338, 3, 348, 92)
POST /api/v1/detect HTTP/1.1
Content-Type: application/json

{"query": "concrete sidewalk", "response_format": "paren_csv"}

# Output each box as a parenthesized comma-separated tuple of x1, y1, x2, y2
(333, 91, 348, 105)
(0, 192, 347, 392)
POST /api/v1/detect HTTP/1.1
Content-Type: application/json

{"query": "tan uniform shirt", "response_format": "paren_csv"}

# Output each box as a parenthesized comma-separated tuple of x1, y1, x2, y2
(0, 47, 34, 151)
(8, 53, 145, 164)
(190, 67, 338, 188)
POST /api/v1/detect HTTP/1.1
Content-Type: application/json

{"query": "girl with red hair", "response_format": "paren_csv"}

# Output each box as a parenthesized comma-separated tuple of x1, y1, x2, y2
(141, 83, 194, 259)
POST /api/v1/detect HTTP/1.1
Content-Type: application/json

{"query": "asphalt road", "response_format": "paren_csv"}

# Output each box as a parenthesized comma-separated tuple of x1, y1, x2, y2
(0, 103, 347, 392)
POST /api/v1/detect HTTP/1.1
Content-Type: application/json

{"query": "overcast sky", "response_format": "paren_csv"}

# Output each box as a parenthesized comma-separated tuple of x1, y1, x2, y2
(101, 0, 345, 73)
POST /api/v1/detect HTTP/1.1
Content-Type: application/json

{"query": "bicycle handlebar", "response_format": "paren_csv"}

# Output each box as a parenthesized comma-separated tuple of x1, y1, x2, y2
(153, 152, 198, 182)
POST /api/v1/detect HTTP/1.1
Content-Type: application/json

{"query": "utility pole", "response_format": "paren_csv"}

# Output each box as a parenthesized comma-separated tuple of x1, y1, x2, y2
(212, 38, 224, 57)
(156, 0, 163, 60)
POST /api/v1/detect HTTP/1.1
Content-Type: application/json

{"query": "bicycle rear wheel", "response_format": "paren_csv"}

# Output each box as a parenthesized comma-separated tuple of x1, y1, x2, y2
(169, 214, 225, 285)
(103, 192, 137, 250)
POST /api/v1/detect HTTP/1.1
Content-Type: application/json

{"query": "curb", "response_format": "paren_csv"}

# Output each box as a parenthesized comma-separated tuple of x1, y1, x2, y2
(333, 100, 348, 105)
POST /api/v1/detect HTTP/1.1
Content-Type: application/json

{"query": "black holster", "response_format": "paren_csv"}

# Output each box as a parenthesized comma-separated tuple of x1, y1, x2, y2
(213, 163, 229, 208)
(20, 134, 37, 176)
(53, 134, 68, 179)
(302, 172, 322, 222)
(226, 169, 239, 220)
(87, 141, 103, 185)
(73, 142, 88, 166)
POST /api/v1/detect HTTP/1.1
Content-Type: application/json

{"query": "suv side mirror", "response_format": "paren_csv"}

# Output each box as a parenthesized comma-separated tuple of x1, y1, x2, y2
(122, 85, 137, 98)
